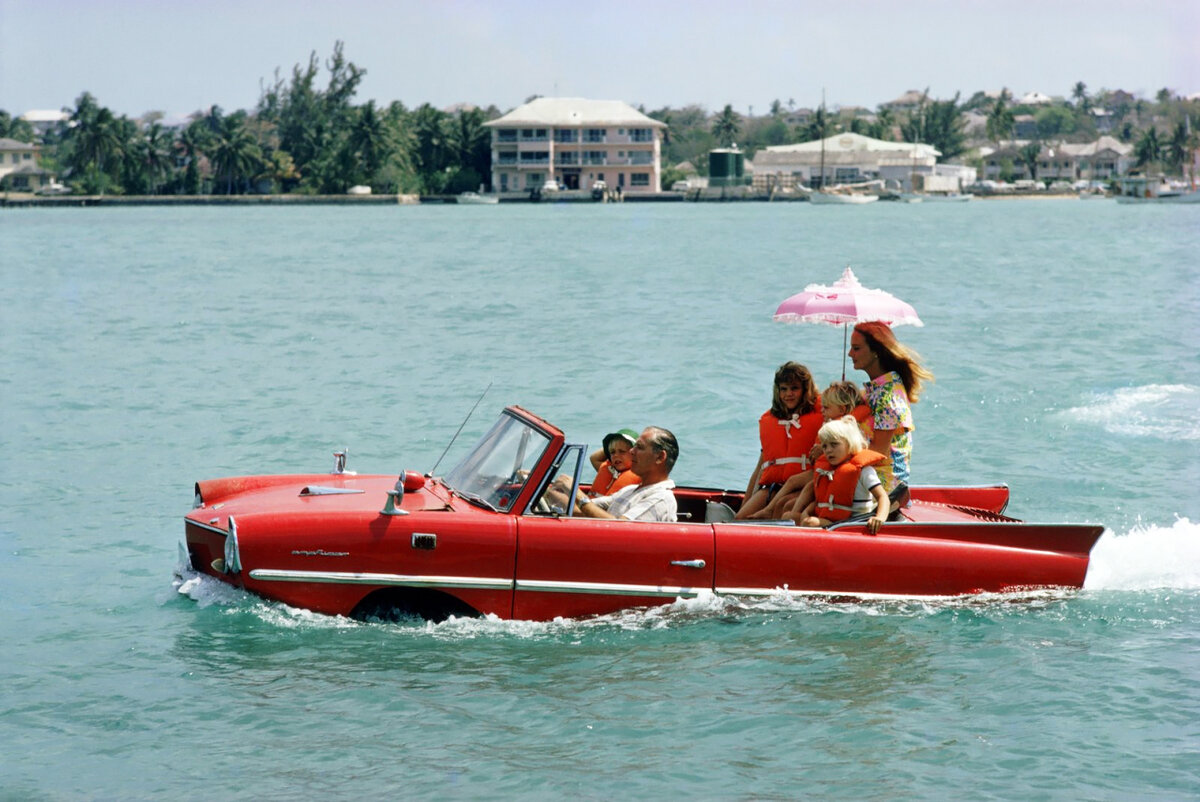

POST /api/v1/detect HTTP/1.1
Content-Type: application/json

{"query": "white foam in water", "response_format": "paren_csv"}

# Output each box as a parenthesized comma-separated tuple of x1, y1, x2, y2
(1063, 383, 1200, 441)
(1085, 518, 1200, 590)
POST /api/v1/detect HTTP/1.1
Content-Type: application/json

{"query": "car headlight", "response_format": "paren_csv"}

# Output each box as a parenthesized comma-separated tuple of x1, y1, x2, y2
(224, 517, 242, 575)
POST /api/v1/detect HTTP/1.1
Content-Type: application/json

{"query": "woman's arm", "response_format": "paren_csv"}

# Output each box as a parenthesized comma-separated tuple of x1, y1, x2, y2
(868, 427, 894, 462)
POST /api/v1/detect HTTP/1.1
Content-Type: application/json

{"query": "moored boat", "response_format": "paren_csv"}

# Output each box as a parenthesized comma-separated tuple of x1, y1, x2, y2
(183, 406, 1105, 622)
(1115, 176, 1200, 204)
(457, 191, 499, 205)
(810, 190, 878, 205)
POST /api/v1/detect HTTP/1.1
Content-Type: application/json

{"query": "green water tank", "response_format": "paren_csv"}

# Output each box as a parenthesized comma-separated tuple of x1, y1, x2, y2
(709, 148, 748, 187)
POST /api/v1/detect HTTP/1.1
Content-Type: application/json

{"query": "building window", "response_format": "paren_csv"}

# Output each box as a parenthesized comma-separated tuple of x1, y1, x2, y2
(527, 173, 542, 189)
(554, 129, 577, 143)
(585, 128, 606, 143)
(630, 152, 652, 165)
(629, 128, 653, 142)
(631, 173, 650, 187)
(520, 151, 549, 163)
(497, 130, 517, 142)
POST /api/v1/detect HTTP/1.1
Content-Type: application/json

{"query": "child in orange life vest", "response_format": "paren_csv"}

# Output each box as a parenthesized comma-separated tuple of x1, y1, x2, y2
(587, 429, 640, 497)
(758, 381, 873, 519)
(795, 415, 890, 533)
(735, 361, 822, 519)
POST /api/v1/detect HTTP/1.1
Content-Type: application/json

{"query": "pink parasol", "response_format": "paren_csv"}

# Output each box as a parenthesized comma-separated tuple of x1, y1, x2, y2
(774, 266, 923, 378)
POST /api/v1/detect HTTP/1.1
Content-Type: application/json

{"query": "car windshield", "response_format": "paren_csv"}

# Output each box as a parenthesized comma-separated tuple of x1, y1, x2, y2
(444, 413, 553, 512)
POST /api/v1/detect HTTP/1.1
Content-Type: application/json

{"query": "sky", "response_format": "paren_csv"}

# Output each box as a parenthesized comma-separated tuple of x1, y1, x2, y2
(2, 0, 1198, 120)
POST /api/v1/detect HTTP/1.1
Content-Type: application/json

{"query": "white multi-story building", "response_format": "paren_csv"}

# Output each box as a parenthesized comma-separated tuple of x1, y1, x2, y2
(753, 132, 942, 191)
(483, 97, 666, 194)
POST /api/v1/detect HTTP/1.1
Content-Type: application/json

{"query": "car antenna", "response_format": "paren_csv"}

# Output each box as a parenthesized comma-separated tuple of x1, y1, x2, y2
(429, 381, 493, 477)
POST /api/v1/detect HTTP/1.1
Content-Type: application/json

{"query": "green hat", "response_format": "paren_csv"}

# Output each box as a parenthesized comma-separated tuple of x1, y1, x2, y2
(602, 428, 639, 458)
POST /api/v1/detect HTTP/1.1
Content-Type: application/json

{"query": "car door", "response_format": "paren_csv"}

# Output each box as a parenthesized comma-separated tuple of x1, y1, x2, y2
(512, 515, 715, 621)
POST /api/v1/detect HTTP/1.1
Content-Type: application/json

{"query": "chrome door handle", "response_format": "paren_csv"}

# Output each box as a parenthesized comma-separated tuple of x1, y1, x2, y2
(670, 559, 706, 569)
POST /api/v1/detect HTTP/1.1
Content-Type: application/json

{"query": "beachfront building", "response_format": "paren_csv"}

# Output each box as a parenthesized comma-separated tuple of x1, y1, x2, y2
(753, 132, 944, 192)
(980, 136, 1135, 182)
(483, 97, 666, 194)
(0, 138, 55, 192)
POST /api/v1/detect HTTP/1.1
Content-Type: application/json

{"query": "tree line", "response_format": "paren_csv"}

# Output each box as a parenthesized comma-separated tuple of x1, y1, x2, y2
(2, 45, 1197, 194)
(657, 83, 1198, 181)
(1, 43, 492, 196)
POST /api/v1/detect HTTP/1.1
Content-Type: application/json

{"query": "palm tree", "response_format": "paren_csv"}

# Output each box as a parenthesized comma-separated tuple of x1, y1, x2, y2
(410, 103, 450, 190)
(1019, 141, 1042, 181)
(67, 95, 123, 178)
(0, 110, 35, 141)
(1135, 128, 1161, 169)
(211, 116, 262, 194)
(711, 104, 741, 148)
(347, 100, 395, 183)
(802, 106, 830, 142)
(986, 91, 1015, 144)
(137, 122, 172, 194)
(448, 107, 490, 182)
(1165, 121, 1190, 175)
(874, 107, 895, 141)
(1071, 81, 1090, 111)
(178, 121, 210, 194)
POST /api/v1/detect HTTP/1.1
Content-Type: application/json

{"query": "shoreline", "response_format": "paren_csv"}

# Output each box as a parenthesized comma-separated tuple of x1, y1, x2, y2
(1, 190, 1087, 208)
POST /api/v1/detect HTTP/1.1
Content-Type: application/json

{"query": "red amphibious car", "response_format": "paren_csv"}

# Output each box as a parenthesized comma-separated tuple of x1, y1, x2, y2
(183, 406, 1105, 621)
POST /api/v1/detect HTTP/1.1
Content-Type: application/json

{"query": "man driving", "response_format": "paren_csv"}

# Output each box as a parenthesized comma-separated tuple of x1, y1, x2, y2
(547, 426, 679, 522)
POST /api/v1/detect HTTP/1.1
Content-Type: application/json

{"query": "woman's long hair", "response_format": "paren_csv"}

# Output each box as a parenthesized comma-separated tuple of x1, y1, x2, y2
(853, 322, 934, 401)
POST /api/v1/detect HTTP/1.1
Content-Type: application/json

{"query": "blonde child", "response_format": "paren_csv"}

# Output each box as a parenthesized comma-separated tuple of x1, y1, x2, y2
(794, 415, 890, 534)
(758, 381, 872, 519)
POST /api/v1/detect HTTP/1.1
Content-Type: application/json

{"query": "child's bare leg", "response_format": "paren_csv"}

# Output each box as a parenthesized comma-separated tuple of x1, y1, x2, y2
(760, 472, 811, 518)
(735, 488, 770, 519)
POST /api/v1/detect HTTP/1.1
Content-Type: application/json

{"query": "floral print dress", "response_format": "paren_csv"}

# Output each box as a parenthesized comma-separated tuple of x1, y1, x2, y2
(864, 371, 913, 491)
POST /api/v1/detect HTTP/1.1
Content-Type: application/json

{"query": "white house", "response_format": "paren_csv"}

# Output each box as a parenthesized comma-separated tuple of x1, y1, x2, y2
(0, 137, 55, 191)
(753, 132, 940, 191)
(483, 97, 666, 194)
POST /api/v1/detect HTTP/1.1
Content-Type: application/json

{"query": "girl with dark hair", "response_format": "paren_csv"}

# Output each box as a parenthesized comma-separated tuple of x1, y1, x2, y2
(735, 361, 823, 519)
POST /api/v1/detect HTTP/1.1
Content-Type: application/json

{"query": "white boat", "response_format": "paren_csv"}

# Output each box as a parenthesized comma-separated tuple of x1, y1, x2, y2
(1115, 176, 1200, 204)
(810, 191, 878, 205)
(457, 191, 499, 205)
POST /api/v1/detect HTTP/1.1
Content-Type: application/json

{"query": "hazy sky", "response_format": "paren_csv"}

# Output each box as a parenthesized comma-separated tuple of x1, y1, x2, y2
(2, 0, 1197, 119)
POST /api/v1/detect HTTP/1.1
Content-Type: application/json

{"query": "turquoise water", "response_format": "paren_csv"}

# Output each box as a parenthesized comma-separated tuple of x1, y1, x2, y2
(1, 201, 1198, 799)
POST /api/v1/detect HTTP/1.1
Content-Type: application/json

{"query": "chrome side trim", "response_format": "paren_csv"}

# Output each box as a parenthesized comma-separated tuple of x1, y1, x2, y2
(514, 579, 703, 598)
(246, 569, 705, 599)
(248, 569, 513, 591)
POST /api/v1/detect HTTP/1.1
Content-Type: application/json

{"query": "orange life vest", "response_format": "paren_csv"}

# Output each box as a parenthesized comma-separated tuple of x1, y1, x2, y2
(758, 408, 824, 486)
(812, 450, 886, 521)
(851, 403, 874, 442)
(591, 461, 639, 497)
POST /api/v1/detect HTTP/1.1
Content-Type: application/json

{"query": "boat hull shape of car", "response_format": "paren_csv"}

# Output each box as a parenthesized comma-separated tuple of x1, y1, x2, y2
(183, 407, 1104, 621)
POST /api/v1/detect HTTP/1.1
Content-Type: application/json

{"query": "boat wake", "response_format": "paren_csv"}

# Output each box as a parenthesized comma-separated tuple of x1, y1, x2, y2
(1084, 517, 1200, 591)
(1062, 383, 1200, 441)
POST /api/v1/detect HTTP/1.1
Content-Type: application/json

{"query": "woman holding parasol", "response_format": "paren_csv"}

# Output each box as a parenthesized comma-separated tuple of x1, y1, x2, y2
(848, 321, 933, 492)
